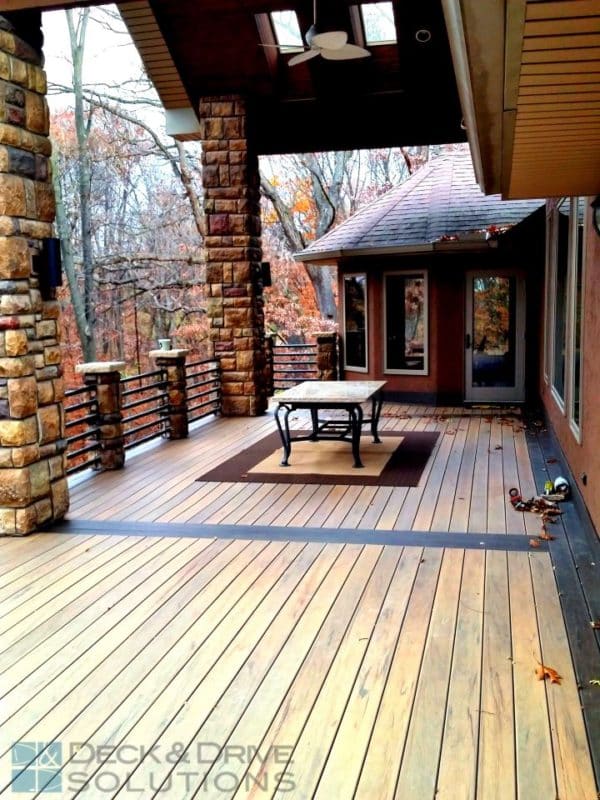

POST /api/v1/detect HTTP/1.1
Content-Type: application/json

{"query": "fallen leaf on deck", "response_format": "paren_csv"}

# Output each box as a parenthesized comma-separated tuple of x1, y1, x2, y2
(546, 457, 558, 464)
(529, 538, 541, 548)
(589, 679, 600, 686)
(494, 445, 503, 450)
(536, 664, 562, 684)
(590, 621, 600, 630)
(539, 530, 556, 541)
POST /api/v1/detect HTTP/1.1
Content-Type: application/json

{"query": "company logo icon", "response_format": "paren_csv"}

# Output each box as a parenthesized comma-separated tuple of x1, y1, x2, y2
(11, 742, 62, 793)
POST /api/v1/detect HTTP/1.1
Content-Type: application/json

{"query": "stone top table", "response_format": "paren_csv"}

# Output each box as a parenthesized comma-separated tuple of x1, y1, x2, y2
(274, 380, 387, 468)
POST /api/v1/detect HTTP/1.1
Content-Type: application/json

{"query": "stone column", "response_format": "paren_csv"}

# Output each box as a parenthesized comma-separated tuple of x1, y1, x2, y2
(0, 12, 69, 534)
(199, 95, 267, 416)
(149, 348, 189, 439)
(316, 333, 338, 381)
(75, 362, 125, 471)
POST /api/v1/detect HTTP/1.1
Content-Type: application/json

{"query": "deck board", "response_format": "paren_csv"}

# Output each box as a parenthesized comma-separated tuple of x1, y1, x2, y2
(0, 530, 596, 798)
(1, 404, 598, 798)
(63, 406, 542, 536)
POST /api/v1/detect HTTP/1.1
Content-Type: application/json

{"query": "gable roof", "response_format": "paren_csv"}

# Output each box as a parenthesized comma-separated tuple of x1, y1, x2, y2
(297, 150, 544, 263)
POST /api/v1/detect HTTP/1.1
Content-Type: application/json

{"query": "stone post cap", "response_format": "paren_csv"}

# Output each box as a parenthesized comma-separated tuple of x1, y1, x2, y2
(75, 361, 126, 374)
(315, 332, 338, 340)
(148, 349, 190, 359)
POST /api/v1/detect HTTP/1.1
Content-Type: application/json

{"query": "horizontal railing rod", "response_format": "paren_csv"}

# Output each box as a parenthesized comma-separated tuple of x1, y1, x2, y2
(122, 407, 166, 427)
(67, 456, 101, 475)
(186, 376, 220, 392)
(121, 369, 163, 384)
(123, 429, 164, 451)
(273, 343, 317, 349)
(66, 429, 100, 446)
(187, 389, 221, 406)
(121, 392, 168, 412)
(66, 440, 101, 459)
(65, 412, 98, 429)
(121, 382, 166, 400)
(123, 418, 167, 441)
(64, 385, 93, 398)
(64, 398, 96, 414)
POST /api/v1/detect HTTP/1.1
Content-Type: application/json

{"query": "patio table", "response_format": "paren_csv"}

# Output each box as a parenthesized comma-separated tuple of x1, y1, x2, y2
(274, 380, 387, 468)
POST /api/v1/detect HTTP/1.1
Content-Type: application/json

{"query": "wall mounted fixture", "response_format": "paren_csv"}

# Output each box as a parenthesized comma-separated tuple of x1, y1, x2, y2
(33, 237, 62, 300)
(592, 196, 600, 238)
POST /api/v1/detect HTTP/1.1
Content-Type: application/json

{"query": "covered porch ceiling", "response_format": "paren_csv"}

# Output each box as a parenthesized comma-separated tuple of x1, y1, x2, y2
(4, 0, 599, 199)
(118, 0, 466, 155)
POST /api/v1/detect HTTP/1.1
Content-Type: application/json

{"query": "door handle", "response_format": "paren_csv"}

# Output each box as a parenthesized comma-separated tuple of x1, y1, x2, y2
(465, 334, 471, 349)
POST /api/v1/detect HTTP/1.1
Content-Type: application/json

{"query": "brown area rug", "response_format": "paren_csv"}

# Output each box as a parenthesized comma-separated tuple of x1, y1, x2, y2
(197, 430, 439, 487)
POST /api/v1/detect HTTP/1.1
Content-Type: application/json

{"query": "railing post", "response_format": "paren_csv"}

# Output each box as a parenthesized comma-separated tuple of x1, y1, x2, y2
(264, 335, 275, 397)
(315, 333, 338, 381)
(75, 361, 126, 471)
(149, 348, 189, 440)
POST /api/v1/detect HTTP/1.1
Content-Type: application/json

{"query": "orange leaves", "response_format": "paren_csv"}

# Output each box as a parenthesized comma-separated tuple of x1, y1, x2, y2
(538, 529, 556, 541)
(529, 538, 541, 548)
(535, 663, 562, 685)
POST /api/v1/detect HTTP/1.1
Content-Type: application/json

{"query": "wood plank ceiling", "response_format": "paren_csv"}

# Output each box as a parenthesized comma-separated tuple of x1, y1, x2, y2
(509, 0, 600, 198)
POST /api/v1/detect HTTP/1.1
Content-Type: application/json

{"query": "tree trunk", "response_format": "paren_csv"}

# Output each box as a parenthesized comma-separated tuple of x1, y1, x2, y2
(52, 157, 92, 360)
(305, 264, 336, 321)
(66, 9, 96, 361)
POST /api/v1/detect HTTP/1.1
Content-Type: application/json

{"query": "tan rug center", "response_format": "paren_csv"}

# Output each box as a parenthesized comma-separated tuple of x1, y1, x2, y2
(248, 436, 404, 477)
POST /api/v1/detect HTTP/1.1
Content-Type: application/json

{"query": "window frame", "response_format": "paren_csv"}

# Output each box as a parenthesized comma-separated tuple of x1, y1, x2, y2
(342, 272, 369, 373)
(359, 2, 397, 46)
(269, 10, 304, 52)
(566, 198, 587, 442)
(383, 269, 429, 376)
(549, 197, 569, 413)
(546, 196, 587, 440)
(542, 201, 554, 385)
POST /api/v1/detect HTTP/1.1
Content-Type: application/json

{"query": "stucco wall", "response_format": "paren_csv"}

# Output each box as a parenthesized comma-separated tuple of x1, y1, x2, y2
(339, 247, 543, 403)
(541, 212, 600, 534)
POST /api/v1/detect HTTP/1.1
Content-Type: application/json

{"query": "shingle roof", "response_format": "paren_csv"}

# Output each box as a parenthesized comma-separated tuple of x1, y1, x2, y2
(298, 150, 544, 261)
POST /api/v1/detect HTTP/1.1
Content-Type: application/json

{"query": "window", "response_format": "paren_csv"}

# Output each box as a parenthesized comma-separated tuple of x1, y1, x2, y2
(360, 2, 397, 45)
(567, 197, 586, 437)
(343, 274, 368, 371)
(270, 11, 303, 51)
(547, 196, 587, 437)
(551, 198, 569, 406)
(384, 271, 428, 374)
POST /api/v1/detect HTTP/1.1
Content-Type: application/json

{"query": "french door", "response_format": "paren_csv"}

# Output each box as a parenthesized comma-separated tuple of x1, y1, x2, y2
(465, 271, 526, 403)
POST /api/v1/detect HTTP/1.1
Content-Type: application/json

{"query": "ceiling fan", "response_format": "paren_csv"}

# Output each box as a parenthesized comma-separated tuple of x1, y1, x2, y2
(287, 0, 371, 66)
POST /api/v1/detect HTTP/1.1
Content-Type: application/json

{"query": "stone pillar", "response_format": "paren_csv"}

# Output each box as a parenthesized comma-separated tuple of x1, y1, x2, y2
(0, 12, 69, 535)
(199, 95, 267, 416)
(149, 348, 189, 439)
(75, 362, 125, 471)
(316, 333, 338, 381)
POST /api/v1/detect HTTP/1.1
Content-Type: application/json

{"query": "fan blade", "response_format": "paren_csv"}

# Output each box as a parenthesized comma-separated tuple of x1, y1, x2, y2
(321, 43, 371, 60)
(311, 30, 347, 50)
(288, 49, 320, 66)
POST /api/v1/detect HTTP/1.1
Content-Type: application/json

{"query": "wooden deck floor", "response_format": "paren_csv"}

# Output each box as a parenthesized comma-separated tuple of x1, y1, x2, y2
(1, 406, 598, 798)
(66, 406, 540, 535)
(1, 528, 597, 799)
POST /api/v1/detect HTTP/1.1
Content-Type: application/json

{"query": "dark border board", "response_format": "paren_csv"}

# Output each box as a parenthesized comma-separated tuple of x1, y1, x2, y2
(43, 517, 540, 553)
(525, 421, 600, 786)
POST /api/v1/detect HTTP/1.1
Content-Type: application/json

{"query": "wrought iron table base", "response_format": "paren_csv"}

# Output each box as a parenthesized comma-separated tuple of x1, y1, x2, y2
(274, 393, 384, 468)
